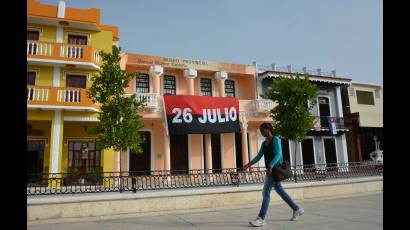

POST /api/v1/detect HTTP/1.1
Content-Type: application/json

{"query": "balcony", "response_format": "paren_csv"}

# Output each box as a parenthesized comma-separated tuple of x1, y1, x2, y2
(253, 99, 275, 112)
(135, 93, 159, 108)
(312, 116, 352, 131)
(27, 86, 98, 111)
(27, 41, 101, 68)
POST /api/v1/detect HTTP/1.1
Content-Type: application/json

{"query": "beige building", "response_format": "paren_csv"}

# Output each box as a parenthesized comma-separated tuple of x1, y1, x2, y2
(343, 82, 383, 162)
(348, 82, 383, 128)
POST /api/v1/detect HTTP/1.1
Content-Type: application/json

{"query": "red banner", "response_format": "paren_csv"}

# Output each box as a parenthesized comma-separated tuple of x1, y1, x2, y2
(163, 95, 240, 135)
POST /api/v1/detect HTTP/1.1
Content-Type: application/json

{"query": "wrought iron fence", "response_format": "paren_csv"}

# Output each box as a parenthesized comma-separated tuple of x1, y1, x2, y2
(27, 162, 382, 196)
(313, 116, 353, 130)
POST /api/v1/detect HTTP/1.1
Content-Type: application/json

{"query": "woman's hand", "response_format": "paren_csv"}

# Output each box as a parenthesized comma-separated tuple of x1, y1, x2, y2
(266, 168, 272, 175)
(243, 163, 251, 170)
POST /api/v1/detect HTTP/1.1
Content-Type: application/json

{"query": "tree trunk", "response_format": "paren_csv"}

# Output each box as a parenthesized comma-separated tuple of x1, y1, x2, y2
(294, 140, 298, 183)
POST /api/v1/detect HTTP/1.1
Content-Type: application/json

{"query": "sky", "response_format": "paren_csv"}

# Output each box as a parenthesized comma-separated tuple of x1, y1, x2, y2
(40, 0, 383, 84)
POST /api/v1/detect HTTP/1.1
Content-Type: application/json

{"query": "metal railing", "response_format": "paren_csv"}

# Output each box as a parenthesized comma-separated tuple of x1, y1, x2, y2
(27, 162, 382, 196)
(257, 64, 335, 77)
(253, 99, 275, 112)
(312, 116, 353, 130)
(135, 93, 159, 108)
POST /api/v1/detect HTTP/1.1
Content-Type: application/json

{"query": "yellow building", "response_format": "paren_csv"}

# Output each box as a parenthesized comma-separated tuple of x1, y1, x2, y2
(27, 0, 118, 180)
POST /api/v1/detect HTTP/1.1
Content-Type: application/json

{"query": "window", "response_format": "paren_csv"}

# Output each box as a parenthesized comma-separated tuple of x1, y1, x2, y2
(67, 34, 88, 45)
(200, 78, 212, 96)
(68, 141, 101, 173)
(66, 75, 87, 89)
(356, 90, 375, 105)
(27, 30, 40, 55)
(163, 75, 176, 95)
(27, 71, 36, 85)
(27, 30, 39, 41)
(136, 73, 150, 93)
(67, 34, 87, 58)
(225, 80, 235, 97)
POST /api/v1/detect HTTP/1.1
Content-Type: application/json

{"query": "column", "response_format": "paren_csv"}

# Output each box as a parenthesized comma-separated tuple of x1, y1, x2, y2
(335, 86, 344, 117)
(184, 68, 197, 95)
(53, 66, 60, 87)
(214, 71, 228, 97)
(150, 65, 163, 94)
(336, 86, 349, 166)
(353, 119, 363, 162)
(50, 110, 63, 174)
(163, 123, 171, 172)
(241, 119, 249, 169)
(185, 68, 198, 171)
(56, 25, 63, 43)
(205, 134, 212, 173)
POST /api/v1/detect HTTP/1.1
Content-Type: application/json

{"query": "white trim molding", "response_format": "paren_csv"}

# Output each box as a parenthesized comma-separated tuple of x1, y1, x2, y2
(27, 58, 100, 70)
(64, 116, 99, 122)
(27, 105, 99, 112)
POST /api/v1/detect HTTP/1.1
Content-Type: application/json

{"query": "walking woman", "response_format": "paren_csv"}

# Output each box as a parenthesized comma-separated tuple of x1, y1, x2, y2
(243, 122, 304, 227)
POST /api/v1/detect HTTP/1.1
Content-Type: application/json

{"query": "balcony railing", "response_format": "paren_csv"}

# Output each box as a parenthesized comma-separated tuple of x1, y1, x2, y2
(135, 93, 159, 108)
(27, 86, 98, 110)
(312, 116, 352, 130)
(27, 41, 101, 66)
(27, 162, 382, 196)
(253, 99, 275, 112)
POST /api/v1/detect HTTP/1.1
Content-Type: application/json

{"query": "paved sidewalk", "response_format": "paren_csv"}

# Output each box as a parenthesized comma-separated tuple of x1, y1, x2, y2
(28, 192, 383, 230)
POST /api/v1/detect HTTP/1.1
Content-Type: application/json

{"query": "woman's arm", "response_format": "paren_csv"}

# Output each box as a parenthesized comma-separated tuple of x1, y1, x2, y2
(268, 136, 283, 169)
(249, 144, 264, 166)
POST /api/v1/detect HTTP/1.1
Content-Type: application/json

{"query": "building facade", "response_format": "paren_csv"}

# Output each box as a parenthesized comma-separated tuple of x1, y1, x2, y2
(256, 65, 352, 170)
(27, 1, 382, 182)
(120, 53, 274, 173)
(27, 0, 118, 180)
(343, 82, 383, 162)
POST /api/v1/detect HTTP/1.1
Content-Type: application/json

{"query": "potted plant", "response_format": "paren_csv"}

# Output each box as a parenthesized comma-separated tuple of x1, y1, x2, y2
(87, 167, 103, 185)
(64, 168, 81, 185)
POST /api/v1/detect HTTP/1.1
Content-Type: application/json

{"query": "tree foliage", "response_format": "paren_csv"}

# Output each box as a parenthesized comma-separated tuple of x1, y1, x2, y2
(87, 45, 145, 153)
(262, 75, 319, 143)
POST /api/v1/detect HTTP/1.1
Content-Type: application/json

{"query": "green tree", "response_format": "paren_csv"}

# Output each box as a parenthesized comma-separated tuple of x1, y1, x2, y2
(262, 75, 318, 182)
(87, 45, 145, 186)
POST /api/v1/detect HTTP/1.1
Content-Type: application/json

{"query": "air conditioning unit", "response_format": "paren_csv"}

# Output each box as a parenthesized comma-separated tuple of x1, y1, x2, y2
(215, 71, 228, 80)
(184, 69, 197, 78)
(150, 65, 163, 76)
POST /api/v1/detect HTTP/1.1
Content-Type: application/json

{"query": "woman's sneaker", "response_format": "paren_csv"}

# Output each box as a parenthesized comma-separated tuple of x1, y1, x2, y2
(249, 216, 266, 227)
(290, 208, 304, 221)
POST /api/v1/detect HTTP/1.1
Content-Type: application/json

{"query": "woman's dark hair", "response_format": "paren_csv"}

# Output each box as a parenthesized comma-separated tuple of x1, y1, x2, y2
(259, 122, 274, 135)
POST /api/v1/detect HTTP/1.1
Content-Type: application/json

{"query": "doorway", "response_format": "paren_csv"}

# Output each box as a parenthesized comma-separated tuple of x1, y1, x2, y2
(234, 132, 250, 170)
(129, 131, 151, 175)
(27, 140, 45, 183)
(170, 134, 189, 174)
(301, 138, 315, 169)
(281, 139, 290, 164)
(323, 137, 338, 166)
(318, 97, 331, 128)
(211, 134, 222, 172)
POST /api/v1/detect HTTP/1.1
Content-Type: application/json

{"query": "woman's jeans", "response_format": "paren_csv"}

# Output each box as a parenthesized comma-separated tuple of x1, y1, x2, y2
(258, 175, 299, 220)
